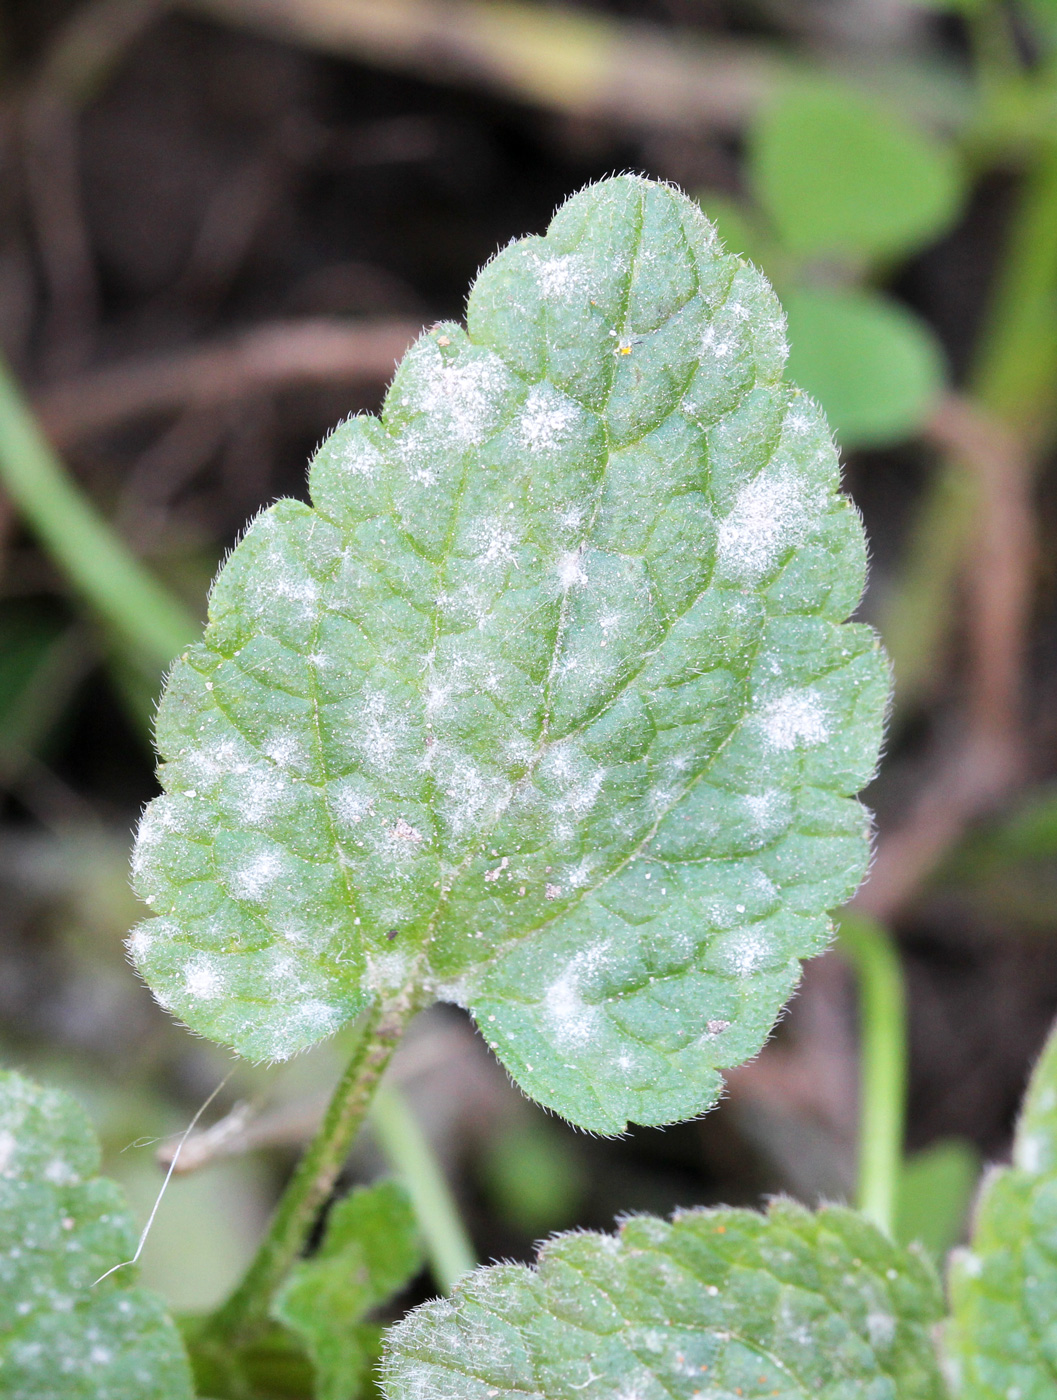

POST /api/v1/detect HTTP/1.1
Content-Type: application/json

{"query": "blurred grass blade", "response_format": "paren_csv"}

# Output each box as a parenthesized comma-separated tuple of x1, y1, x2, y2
(370, 1083, 475, 1294)
(839, 911, 908, 1237)
(0, 354, 196, 670)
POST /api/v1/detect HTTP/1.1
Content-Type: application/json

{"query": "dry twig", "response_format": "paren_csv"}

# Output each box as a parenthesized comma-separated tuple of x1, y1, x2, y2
(34, 318, 423, 448)
(181, 0, 968, 136)
(853, 393, 1034, 922)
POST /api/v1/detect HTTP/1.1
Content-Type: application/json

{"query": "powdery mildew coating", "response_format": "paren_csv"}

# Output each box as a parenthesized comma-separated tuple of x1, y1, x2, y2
(0, 1070, 193, 1400)
(946, 1020, 1057, 1400)
(129, 175, 888, 1133)
(382, 1200, 945, 1400)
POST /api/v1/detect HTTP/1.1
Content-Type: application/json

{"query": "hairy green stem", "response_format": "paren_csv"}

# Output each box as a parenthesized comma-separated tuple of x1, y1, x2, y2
(371, 1082, 476, 1292)
(881, 138, 1057, 706)
(0, 354, 195, 669)
(205, 995, 415, 1345)
(838, 913, 908, 1237)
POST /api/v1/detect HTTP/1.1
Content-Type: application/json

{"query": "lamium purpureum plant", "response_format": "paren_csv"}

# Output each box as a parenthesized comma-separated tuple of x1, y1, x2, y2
(4, 174, 1056, 1400)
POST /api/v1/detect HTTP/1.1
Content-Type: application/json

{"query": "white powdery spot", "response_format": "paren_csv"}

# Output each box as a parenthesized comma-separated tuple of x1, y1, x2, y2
(517, 383, 580, 451)
(557, 548, 587, 590)
(565, 857, 596, 891)
(131, 797, 182, 880)
(0, 1130, 15, 1175)
(183, 954, 223, 1002)
(437, 752, 510, 836)
(231, 848, 283, 902)
(1016, 1130, 1051, 1174)
(233, 768, 291, 824)
(366, 951, 414, 996)
(722, 928, 770, 977)
(182, 737, 253, 787)
(742, 788, 790, 832)
(331, 785, 375, 826)
(273, 573, 319, 611)
(126, 926, 154, 962)
(866, 1312, 896, 1351)
(343, 435, 384, 479)
(43, 1157, 78, 1187)
(405, 343, 511, 446)
(757, 688, 830, 752)
(355, 690, 410, 773)
(716, 466, 817, 580)
(265, 732, 307, 771)
(294, 999, 341, 1035)
(699, 322, 736, 360)
(468, 516, 518, 570)
(541, 943, 609, 1050)
(533, 252, 590, 301)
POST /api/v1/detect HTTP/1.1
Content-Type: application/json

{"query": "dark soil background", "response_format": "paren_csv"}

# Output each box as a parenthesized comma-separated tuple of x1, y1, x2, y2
(2, 0, 1056, 1312)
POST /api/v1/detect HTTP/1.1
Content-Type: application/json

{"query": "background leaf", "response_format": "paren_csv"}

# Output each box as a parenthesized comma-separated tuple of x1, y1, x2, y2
(0, 1068, 194, 1400)
(130, 174, 887, 1133)
(783, 289, 946, 447)
(382, 1200, 946, 1400)
(946, 1018, 1057, 1398)
(750, 88, 964, 263)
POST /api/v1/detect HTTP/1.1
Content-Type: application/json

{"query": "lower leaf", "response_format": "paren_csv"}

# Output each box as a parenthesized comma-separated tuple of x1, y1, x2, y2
(382, 1199, 945, 1400)
(0, 1068, 194, 1400)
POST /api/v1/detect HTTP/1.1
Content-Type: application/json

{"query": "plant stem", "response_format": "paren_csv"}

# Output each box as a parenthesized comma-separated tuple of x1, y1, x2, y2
(371, 1082, 476, 1292)
(838, 913, 907, 1237)
(0, 354, 196, 669)
(205, 994, 415, 1345)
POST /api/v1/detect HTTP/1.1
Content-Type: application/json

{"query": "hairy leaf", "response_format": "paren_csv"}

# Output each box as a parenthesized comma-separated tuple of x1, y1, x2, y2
(382, 1201, 945, 1400)
(272, 1179, 422, 1400)
(0, 1069, 194, 1400)
(946, 1020, 1057, 1398)
(130, 174, 887, 1132)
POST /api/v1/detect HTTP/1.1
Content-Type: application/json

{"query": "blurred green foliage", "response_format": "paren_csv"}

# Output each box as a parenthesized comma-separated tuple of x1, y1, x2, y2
(700, 86, 960, 447)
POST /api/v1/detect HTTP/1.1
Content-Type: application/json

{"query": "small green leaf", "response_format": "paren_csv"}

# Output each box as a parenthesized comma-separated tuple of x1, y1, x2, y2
(783, 288, 946, 447)
(946, 1020, 1057, 1398)
(750, 88, 964, 263)
(130, 174, 887, 1133)
(0, 1068, 194, 1400)
(382, 1200, 946, 1400)
(694, 193, 776, 270)
(273, 1180, 421, 1400)
(896, 1139, 979, 1264)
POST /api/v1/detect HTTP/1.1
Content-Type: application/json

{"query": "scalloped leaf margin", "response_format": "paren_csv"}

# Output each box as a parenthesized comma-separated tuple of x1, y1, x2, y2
(129, 174, 887, 1133)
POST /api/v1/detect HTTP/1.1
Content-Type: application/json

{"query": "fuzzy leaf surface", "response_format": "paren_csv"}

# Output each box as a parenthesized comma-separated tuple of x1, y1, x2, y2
(382, 1201, 945, 1400)
(130, 174, 887, 1132)
(947, 1020, 1057, 1398)
(0, 1069, 194, 1400)
(272, 1179, 421, 1400)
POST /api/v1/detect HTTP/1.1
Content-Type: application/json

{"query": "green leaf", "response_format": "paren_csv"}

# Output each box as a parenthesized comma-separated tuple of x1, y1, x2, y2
(750, 88, 964, 263)
(896, 1139, 979, 1264)
(481, 1118, 584, 1233)
(129, 174, 887, 1133)
(272, 1180, 421, 1400)
(946, 1020, 1057, 1398)
(783, 288, 946, 447)
(694, 193, 777, 271)
(382, 1201, 946, 1400)
(0, 1068, 194, 1400)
